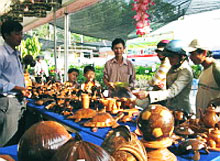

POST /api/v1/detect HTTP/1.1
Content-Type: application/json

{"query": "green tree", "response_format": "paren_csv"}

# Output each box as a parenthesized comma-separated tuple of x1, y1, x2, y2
(18, 35, 42, 58)
(31, 24, 50, 39)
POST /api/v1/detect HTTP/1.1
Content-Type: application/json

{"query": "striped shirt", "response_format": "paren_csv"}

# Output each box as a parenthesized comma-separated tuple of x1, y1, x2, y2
(149, 57, 171, 89)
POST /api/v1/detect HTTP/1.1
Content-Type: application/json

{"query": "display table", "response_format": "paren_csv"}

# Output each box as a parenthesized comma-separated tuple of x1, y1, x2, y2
(26, 100, 137, 140)
(1, 100, 220, 161)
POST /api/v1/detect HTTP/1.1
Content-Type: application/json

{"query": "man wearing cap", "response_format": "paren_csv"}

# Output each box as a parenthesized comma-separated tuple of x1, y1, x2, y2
(148, 40, 171, 90)
(134, 40, 193, 114)
(184, 39, 220, 117)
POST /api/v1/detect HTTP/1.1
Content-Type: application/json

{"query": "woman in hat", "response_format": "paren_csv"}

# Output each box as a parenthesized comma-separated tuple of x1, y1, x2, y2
(134, 40, 193, 114)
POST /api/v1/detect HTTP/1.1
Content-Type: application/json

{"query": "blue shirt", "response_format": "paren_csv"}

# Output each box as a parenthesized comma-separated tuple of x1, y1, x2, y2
(0, 42, 25, 93)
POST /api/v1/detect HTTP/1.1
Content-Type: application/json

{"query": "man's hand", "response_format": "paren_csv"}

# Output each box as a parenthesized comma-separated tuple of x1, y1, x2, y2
(154, 82, 164, 90)
(133, 91, 149, 99)
(13, 86, 31, 98)
(21, 89, 32, 98)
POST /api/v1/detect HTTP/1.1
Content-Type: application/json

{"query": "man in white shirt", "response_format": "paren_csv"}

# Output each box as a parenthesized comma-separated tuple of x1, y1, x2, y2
(35, 56, 49, 83)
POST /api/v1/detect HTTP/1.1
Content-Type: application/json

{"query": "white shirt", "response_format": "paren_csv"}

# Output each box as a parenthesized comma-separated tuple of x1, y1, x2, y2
(35, 60, 49, 77)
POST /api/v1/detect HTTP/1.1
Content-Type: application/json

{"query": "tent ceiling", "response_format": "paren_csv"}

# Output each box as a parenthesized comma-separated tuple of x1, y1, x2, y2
(51, 0, 220, 40)
(23, 0, 101, 31)
(1, 0, 220, 41)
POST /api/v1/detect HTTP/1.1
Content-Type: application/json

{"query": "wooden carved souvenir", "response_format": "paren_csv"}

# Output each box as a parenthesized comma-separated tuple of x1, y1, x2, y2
(172, 110, 188, 126)
(200, 106, 220, 128)
(101, 125, 148, 161)
(35, 99, 44, 105)
(0, 155, 15, 161)
(18, 121, 71, 161)
(175, 126, 195, 138)
(107, 98, 117, 112)
(178, 139, 209, 161)
(51, 133, 114, 161)
(121, 97, 135, 109)
(67, 93, 97, 122)
(174, 120, 195, 138)
(120, 108, 139, 123)
(45, 102, 56, 110)
(67, 108, 97, 122)
(206, 128, 220, 151)
(187, 118, 202, 133)
(99, 98, 121, 114)
(137, 104, 174, 141)
(137, 104, 176, 161)
(61, 111, 73, 116)
(81, 93, 90, 109)
(84, 112, 124, 132)
(35, 98, 55, 106)
(100, 98, 109, 108)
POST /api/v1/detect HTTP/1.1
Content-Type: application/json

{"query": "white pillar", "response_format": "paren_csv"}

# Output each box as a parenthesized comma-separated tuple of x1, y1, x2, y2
(53, 6, 58, 80)
(64, 10, 69, 82)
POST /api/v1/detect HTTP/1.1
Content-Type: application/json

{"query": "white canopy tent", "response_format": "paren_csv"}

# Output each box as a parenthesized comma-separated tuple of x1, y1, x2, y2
(151, 9, 220, 50)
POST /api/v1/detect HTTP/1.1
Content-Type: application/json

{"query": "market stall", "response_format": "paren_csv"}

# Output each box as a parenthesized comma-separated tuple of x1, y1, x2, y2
(1, 100, 220, 161)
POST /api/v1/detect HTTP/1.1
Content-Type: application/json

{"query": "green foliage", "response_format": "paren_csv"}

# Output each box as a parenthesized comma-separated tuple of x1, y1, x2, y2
(31, 24, 50, 39)
(19, 36, 42, 58)
(191, 65, 202, 79)
(48, 64, 201, 88)
(135, 66, 155, 76)
(65, 65, 156, 88)
(136, 74, 152, 81)
(68, 64, 105, 86)
(48, 65, 56, 76)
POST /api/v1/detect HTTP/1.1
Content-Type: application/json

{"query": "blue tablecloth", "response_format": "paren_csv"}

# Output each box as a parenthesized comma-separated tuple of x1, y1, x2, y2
(27, 101, 137, 140)
(1, 100, 220, 161)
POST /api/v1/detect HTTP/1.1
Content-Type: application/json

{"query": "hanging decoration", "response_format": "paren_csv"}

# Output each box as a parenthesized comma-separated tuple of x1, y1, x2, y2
(132, 0, 155, 36)
(0, 0, 62, 23)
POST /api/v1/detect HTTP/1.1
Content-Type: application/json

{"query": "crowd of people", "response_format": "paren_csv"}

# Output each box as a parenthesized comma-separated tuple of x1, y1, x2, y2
(0, 20, 220, 147)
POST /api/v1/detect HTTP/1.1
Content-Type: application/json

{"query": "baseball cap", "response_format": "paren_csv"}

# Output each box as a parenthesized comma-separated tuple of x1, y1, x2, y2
(183, 39, 208, 52)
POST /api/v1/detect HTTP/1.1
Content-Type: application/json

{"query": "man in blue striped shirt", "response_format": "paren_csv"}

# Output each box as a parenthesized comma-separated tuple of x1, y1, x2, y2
(0, 20, 29, 146)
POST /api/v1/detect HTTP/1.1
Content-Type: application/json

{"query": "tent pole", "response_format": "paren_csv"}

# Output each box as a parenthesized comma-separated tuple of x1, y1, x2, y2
(53, 6, 58, 81)
(64, 10, 69, 82)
